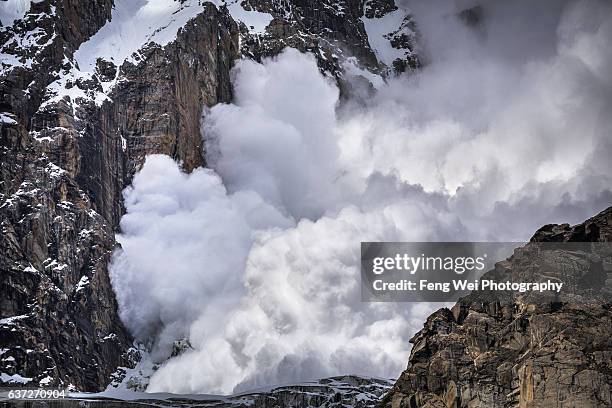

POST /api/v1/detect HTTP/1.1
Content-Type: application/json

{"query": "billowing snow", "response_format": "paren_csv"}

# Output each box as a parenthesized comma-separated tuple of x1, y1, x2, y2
(75, 0, 272, 73)
(361, 7, 409, 67)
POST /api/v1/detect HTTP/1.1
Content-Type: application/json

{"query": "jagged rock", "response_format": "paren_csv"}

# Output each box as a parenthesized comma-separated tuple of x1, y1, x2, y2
(0, 0, 133, 391)
(381, 207, 612, 408)
(238, 0, 419, 77)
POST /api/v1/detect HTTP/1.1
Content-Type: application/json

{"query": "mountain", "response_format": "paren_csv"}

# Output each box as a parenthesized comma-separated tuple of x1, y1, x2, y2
(0, 0, 417, 391)
(2, 0, 611, 405)
(381, 207, 612, 408)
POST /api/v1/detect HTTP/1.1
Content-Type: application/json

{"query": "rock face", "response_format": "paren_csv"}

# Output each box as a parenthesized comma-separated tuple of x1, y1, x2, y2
(381, 207, 612, 408)
(0, 0, 420, 392)
(0, 0, 239, 391)
(0, 0, 133, 392)
(238, 0, 419, 76)
(6, 0, 608, 402)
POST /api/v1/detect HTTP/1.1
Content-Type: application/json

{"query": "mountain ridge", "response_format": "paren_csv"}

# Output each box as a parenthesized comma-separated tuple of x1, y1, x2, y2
(381, 206, 612, 408)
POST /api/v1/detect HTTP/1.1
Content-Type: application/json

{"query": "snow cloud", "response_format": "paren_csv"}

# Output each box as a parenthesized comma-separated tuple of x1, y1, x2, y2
(110, 0, 612, 395)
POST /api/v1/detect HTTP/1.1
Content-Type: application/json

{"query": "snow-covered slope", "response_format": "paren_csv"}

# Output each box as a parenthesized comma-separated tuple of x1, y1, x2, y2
(0, 0, 33, 26)
(74, 0, 273, 73)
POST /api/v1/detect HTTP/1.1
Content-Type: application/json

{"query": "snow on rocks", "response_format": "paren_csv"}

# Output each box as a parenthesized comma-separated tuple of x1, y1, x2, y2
(225, 0, 273, 34)
(75, 276, 90, 293)
(0, 112, 17, 125)
(361, 1, 418, 70)
(0, 0, 32, 27)
(0, 5, 58, 76)
(85, 373, 393, 407)
(75, 0, 272, 73)
(0, 372, 32, 384)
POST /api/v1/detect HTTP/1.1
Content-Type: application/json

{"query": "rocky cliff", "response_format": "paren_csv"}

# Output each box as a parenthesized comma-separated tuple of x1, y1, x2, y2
(381, 207, 612, 408)
(1, 0, 418, 392)
(0, 0, 134, 391)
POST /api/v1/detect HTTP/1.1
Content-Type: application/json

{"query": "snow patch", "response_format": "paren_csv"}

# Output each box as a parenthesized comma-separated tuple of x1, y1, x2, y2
(342, 57, 385, 89)
(41, 64, 112, 114)
(75, 276, 90, 292)
(361, 7, 410, 67)
(75, 0, 273, 72)
(39, 376, 53, 386)
(0, 112, 17, 125)
(75, 0, 207, 72)
(45, 162, 67, 179)
(0, 372, 32, 384)
(0, 0, 31, 27)
(0, 314, 28, 325)
(107, 345, 157, 392)
(225, 0, 272, 34)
